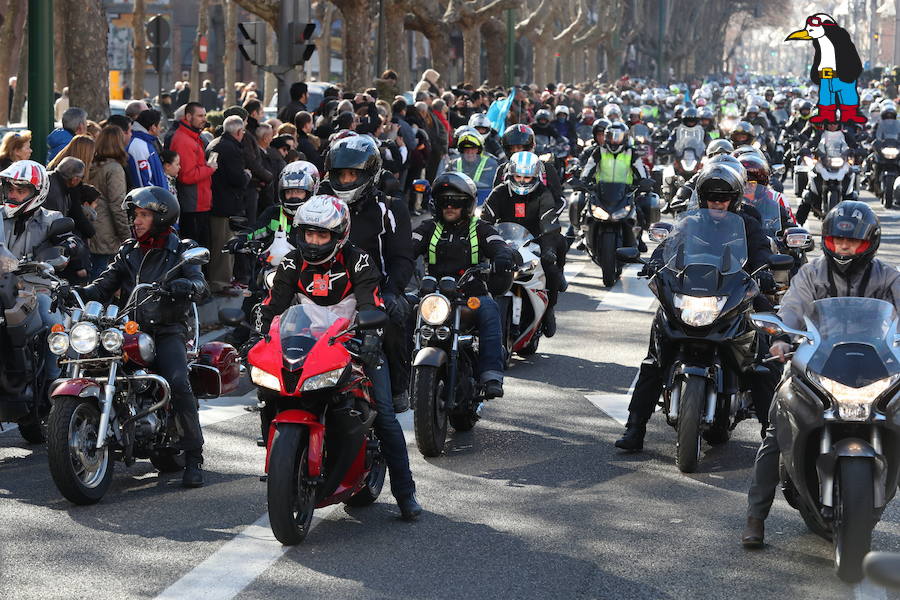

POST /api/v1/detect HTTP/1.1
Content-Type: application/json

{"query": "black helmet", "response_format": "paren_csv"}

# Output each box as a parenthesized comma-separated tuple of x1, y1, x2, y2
(501, 124, 535, 156)
(122, 186, 179, 236)
(705, 139, 734, 158)
(730, 121, 755, 144)
(592, 118, 610, 138)
(535, 108, 552, 124)
(682, 107, 699, 127)
(324, 135, 382, 205)
(738, 153, 770, 185)
(695, 163, 745, 212)
(798, 100, 814, 114)
(822, 201, 880, 275)
(432, 171, 477, 223)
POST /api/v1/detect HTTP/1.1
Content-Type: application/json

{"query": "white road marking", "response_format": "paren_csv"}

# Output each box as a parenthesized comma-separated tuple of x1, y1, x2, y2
(199, 391, 257, 427)
(585, 371, 640, 426)
(564, 255, 588, 285)
(596, 265, 657, 312)
(0, 422, 19, 435)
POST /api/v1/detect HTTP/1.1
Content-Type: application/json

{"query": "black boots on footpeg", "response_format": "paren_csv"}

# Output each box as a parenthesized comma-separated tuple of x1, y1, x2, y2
(183, 451, 204, 488)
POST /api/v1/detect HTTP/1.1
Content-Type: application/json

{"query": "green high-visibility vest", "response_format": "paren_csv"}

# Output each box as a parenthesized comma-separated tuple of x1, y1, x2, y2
(455, 155, 489, 184)
(428, 217, 479, 266)
(249, 207, 291, 240)
(596, 150, 634, 185)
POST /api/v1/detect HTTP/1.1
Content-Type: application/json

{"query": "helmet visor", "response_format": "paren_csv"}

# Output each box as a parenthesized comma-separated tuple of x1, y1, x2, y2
(607, 129, 626, 144)
(2, 180, 36, 206)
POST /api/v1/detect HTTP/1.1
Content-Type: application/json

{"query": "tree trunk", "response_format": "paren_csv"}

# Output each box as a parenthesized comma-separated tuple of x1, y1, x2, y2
(0, 0, 22, 125)
(531, 39, 545, 89)
(64, 0, 109, 121)
(482, 19, 505, 87)
(53, 0, 66, 91)
(264, 23, 276, 106)
(11, 21, 26, 124)
(335, 0, 371, 92)
(384, 0, 407, 89)
(317, 1, 334, 83)
(189, 0, 209, 103)
(224, 0, 237, 109)
(132, 0, 146, 99)
(460, 23, 480, 86)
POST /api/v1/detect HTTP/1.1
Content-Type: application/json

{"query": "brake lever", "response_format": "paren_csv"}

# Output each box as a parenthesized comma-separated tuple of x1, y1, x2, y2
(762, 352, 794, 364)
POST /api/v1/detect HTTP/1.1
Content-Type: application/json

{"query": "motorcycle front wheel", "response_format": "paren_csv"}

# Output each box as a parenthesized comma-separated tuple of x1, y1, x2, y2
(599, 230, 618, 288)
(675, 376, 705, 473)
(833, 457, 875, 583)
(884, 174, 896, 208)
(412, 365, 448, 457)
(47, 396, 113, 505)
(267, 424, 317, 545)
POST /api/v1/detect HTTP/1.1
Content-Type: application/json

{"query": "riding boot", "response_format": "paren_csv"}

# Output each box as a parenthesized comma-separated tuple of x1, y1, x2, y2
(614, 415, 647, 451)
(182, 449, 204, 488)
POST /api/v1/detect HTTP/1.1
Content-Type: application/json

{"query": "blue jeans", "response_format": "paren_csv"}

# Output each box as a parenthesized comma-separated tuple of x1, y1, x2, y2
(366, 356, 415, 500)
(474, 296, 504, 383)
(818, 77, 859, 106)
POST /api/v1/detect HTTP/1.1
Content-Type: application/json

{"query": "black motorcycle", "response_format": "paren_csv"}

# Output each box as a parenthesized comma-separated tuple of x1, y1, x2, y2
(618, 209, 792, 472)
(751, 298, 900, 582)
(410, 265, 491, 456)
(872, 138, 900, 208)
(570, 180, 650, 288)
(0, 217, 73, 443)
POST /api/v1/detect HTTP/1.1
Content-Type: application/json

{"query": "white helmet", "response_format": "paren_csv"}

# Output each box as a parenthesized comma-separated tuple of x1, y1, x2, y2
(278, 160, 320, 216)
(1, 160, 49, 219)
(506, 151, 543, 196)
(554, 105, 570, 117)
(468, 113, 492, 131)
(293, 195, 352, 265)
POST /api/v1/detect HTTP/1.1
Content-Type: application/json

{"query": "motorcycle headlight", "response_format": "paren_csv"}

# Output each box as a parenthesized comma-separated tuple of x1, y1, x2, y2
(803, 156, 816, 168)
(611, 203, 634, 220)
(419, 293, 451, 325)
(69, 321, 99, 354)
(301, 367, 346, 391)
(48, 332, 69, 356)
(250, 366, 281, 391)
(674, 294, 726, 327)
(591, 205, 610, 220)
(809, 373, 900, 421)
(649, 226, 671, 242)
(681, 158, 697, 171)
(786, 232, 811, 248)
(882, 147, 900, 159)
(100, 328, 124, 352)
(829, 157, 844, 168)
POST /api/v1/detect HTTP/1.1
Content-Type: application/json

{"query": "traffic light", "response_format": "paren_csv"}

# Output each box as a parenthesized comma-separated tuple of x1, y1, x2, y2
(146, 15, 171, 73)
(238, 21, 267, 66)
(288, 22, 316, 66)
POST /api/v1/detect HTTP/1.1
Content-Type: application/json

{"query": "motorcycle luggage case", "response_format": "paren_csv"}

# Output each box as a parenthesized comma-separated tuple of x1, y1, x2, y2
(190, 341, 240, 399)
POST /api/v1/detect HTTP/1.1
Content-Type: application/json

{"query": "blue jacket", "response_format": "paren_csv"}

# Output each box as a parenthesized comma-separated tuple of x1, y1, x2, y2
(127, 129, 167, 188)
(47, 128, 74, 162)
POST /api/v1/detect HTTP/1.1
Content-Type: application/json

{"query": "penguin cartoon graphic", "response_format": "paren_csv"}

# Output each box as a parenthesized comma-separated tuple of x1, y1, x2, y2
(785, 13, 865, 125)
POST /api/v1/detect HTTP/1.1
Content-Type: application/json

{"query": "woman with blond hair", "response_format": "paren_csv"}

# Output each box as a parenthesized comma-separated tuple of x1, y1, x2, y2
(47, 134, 96, 181)
(87, 126, 130, 278)
(0, 129, 32, 169)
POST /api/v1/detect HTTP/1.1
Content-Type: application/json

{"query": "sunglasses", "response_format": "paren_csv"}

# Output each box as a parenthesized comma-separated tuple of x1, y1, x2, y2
(438, 196, 467, 209)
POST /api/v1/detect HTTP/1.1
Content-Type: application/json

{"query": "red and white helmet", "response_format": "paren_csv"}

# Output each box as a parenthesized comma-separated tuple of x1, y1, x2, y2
(1, 160, 49, 218)
(293, 195, 351, 265)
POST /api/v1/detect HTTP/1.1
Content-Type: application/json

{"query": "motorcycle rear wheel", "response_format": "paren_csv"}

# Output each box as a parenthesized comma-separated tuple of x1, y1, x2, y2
(412, 366, 448, 457)
(675, 376, 705, 473)
(833, 457, 875, 583)
(47, 396, 113, 505)
(267, 424, 317, 545)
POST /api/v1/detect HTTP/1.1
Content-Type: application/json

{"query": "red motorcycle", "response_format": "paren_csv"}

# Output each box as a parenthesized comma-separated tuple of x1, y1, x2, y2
(227, 303, 388, 545)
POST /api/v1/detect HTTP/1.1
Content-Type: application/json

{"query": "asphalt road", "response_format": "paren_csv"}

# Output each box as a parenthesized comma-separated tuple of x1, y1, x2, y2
(3, 186, 900, 600)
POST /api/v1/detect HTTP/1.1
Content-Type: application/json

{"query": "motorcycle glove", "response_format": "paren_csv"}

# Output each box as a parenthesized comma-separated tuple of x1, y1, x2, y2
(359, 334, 382, 371)
(382, 292, 410, 325)
(757, 270, 777, 294)
(493, 256, 513, 273)
(167, 278, 195, 300)
(223, 235, 248, 254)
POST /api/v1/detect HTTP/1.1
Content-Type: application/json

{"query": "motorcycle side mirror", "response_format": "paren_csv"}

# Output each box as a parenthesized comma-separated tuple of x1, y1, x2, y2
(181, 247, 210, 266)
(357, 309, 388, 330)
(784, 227, 814, 251)
(768, 254, 795, 271)
(616, 247, 645, 264)
(749, 312, 808, 340)
(47, 217, 75, 238)
(218, 308, 245, 327)
(864, 552, 900, 590)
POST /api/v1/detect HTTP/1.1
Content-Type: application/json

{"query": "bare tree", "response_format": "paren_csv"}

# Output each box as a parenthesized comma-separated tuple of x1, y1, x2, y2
(405, 1, 451, 82)
(384, 0, 409, 88)
(0, 0, 24, 125)
(63, 0, 110, 120)
(132, 0, 147, 99)
(224, 0, 237, 105)
(330, 0, 373, 91)
(53, 0, 66, 91)
(442, 0, 517, 85)
(189, 0, 210, 102)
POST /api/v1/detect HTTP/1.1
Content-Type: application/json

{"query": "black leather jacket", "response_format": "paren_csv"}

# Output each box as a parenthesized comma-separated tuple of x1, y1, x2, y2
(78, 233, 209, 332)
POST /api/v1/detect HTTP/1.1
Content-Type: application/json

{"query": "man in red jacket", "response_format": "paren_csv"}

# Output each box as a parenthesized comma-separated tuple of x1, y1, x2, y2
(169, 102, 217, 249)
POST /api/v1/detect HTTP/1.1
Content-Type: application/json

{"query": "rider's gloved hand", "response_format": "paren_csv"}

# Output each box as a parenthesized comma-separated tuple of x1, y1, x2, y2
(493, 255, 513, 273)
(757, 270, 777, 294)
(223, 235, 248, 254)
(359, 334, 382, 371)
(166, 278, 195, 300)
(382, 292, 409, 326)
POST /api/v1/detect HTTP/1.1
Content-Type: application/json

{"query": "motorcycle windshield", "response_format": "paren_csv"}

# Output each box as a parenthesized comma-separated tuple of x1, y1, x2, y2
(805, 298, 900, 388)
(594, 182, 630, 211)
(534, 134, 553, 153)
(675, 126, 705, 155)
(742, 184, 781, 235)
(279, 304, 344, 364)
(662, 209, 748, 275)
(496, 222, 535, 250)
(879, 120, 900, 141)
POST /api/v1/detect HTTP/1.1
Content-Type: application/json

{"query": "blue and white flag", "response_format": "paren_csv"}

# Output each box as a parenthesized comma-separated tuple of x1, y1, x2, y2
(486, 88, 515, 132)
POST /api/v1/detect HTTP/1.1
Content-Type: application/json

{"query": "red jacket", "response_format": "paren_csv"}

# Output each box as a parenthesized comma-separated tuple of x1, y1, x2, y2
(169, 120, 215, 213)
(433, 110, 451, 149)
